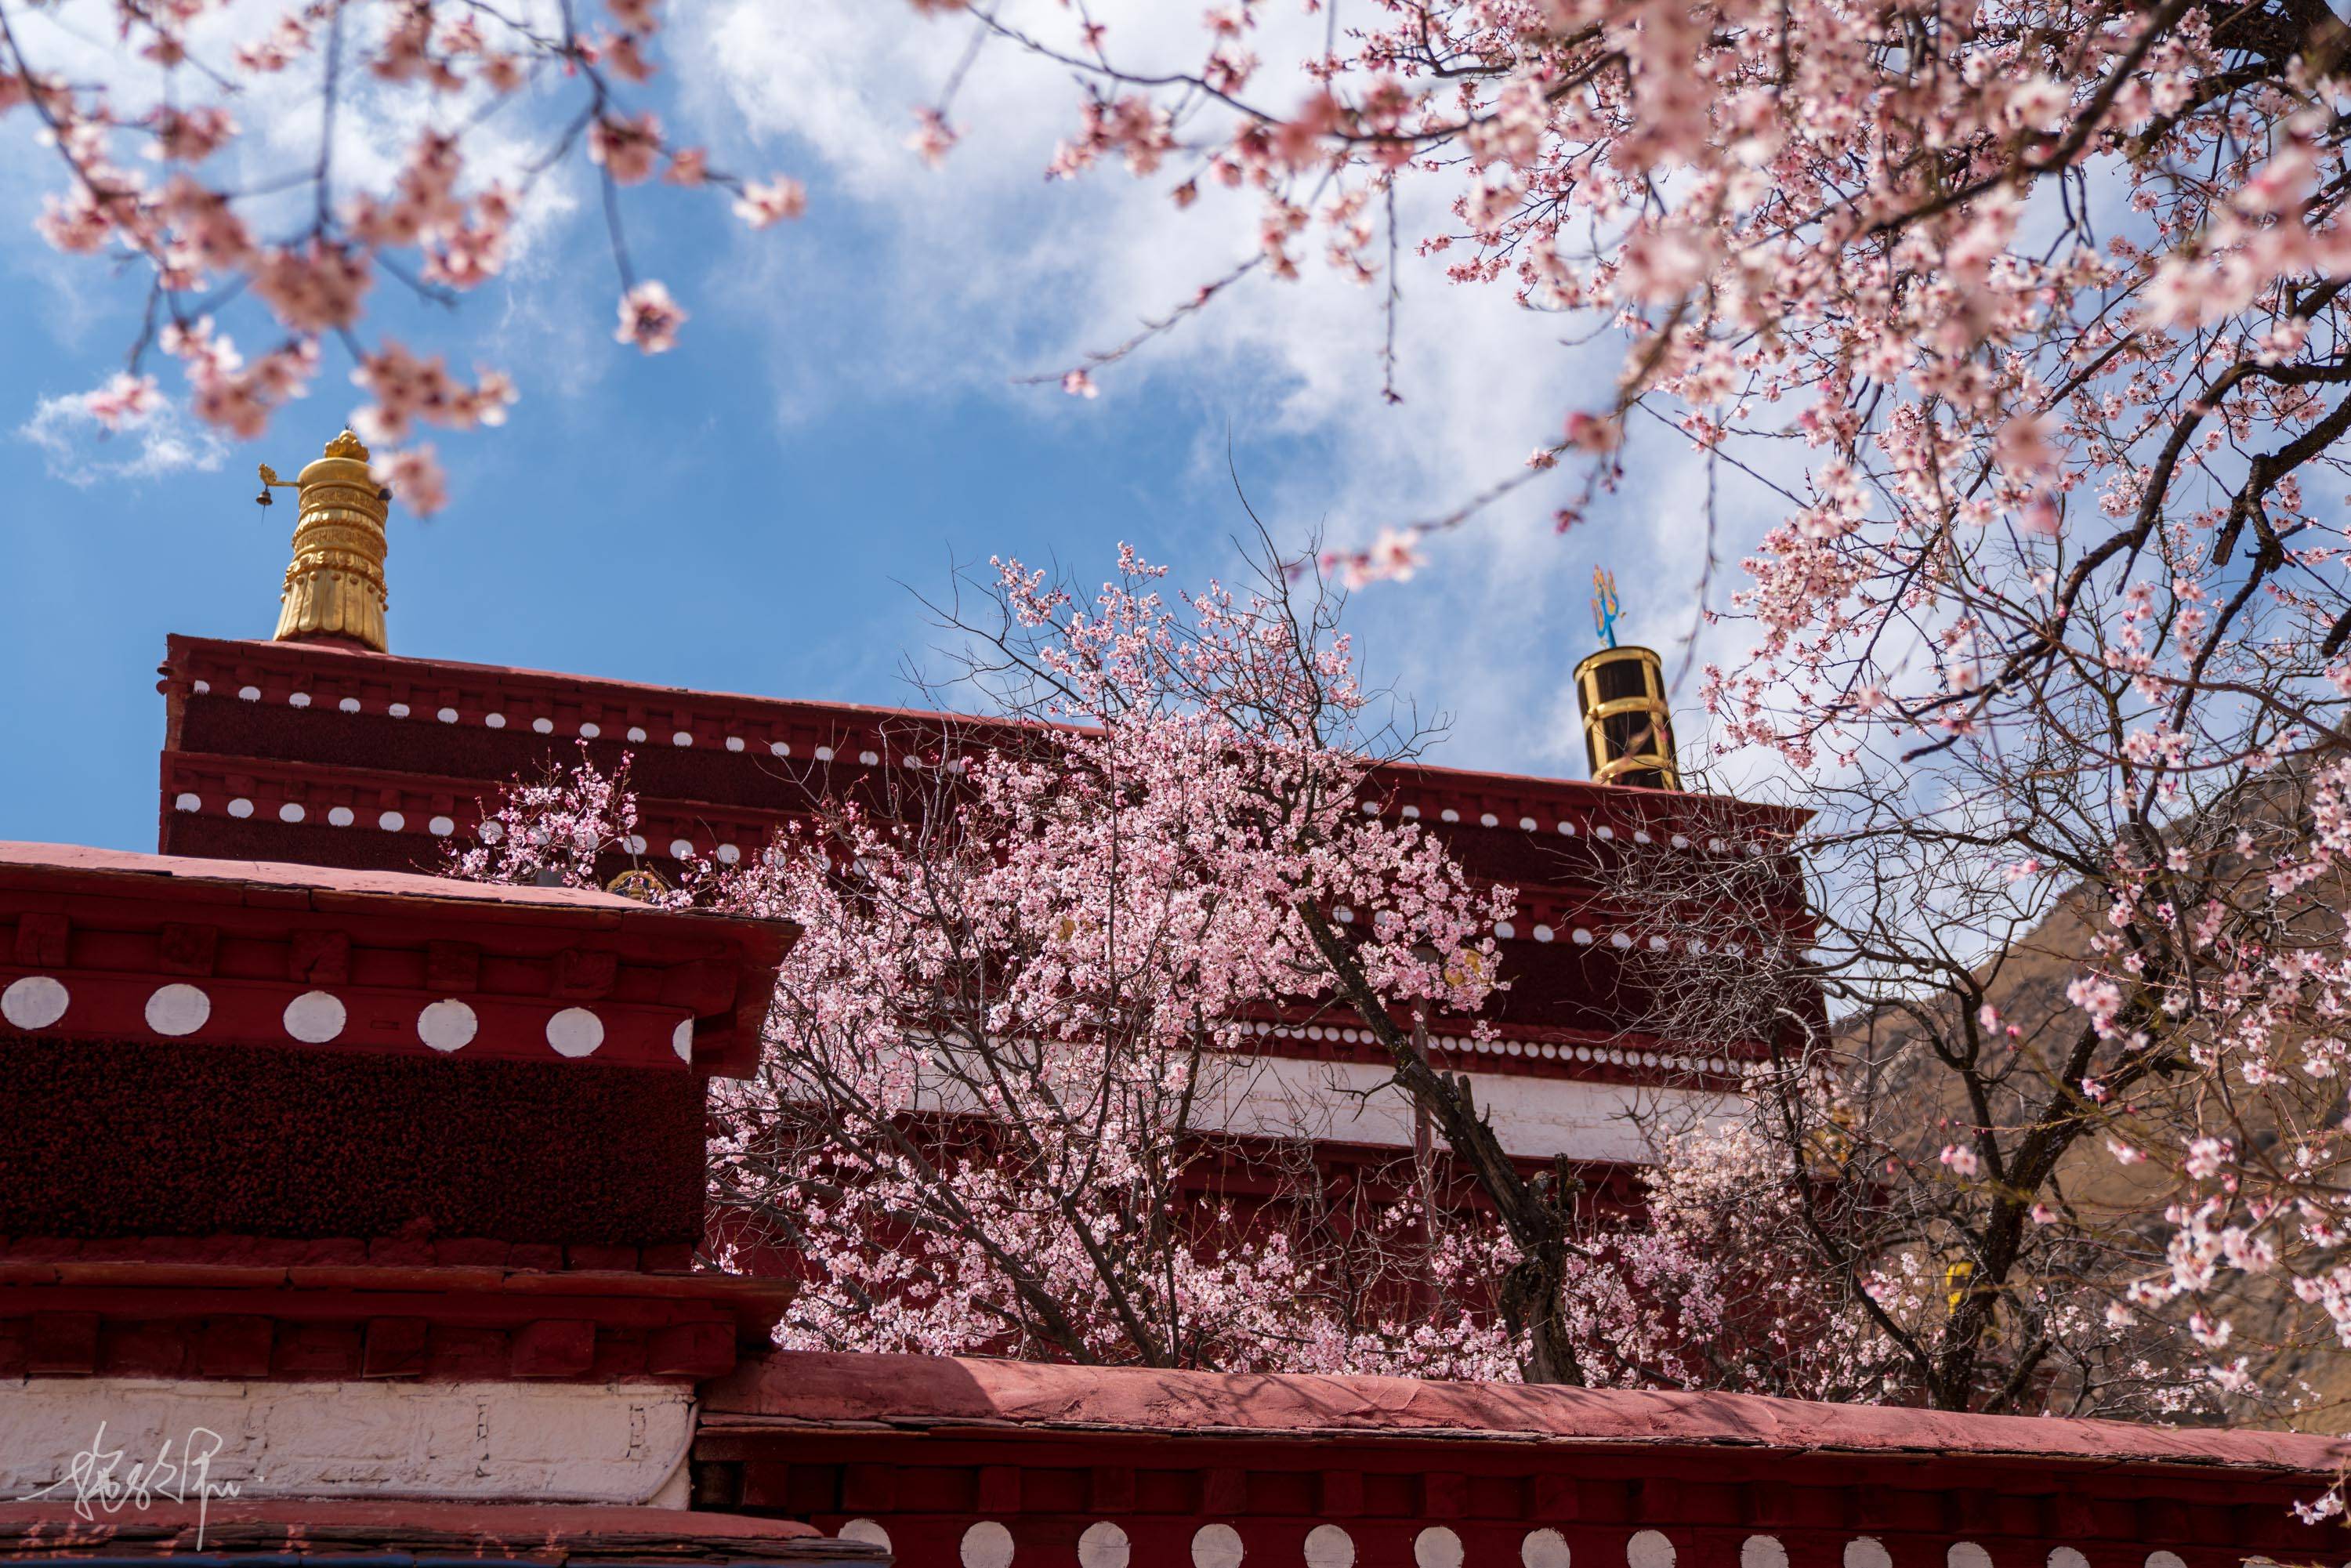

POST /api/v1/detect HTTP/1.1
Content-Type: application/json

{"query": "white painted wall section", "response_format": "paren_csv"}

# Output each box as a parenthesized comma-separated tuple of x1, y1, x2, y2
(0, 1379, 695, 1505)
(1203, 1056, 1734, 1164)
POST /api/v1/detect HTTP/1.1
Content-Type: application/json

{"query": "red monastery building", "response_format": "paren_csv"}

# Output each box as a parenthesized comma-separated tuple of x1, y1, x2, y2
(1, 434, 2345, 1566)
(148, 627, 1794, 1190)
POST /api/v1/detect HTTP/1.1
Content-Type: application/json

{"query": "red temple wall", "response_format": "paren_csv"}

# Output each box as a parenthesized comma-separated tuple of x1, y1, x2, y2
(0, 1036, 704, 1246)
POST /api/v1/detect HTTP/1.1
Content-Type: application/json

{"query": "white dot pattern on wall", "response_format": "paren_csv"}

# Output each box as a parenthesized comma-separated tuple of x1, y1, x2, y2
(289, 692, 311, 708)
(1440, 809, 1461, 823)
(546, 1007, 604, 1059)
(673, 730, 694, 747)
(227, 798, 254, 819)
(669, 838, 694, 860)
(485, 712, 506, 729)
(580, 722, 601, 738)
(389, 703, 411, 718)
(726, 737, 745, 752)
(624, 835, 647, 854)
(340, 697, 362, 713)
(174, 793, 201, 813)
(192, 680, 210, 693)
(429, 816, 455, 837)
(283, 990, 346, 1044)
(1534, 925, 1554, 942)
(1415, 1526, 1465, 1568)
(437, 707, 459, 723)
(628, 726, 649, 743)
(859, 750, 880, 766)
(379, 811, 407, 831)
(328, 806, 355, 827)
(238, 686, 261, 701)
(534, 718, 554, 733)
(418, 999, 477, 1053)
(1402, 805, 1420, 818)
(1523, 1530, 1572, 1568)
(1846, 1539, 1894, 1568)
(1191, 1523, 1244, 1568)
(718, 844, 741, 864)
(1480, 813, 1499, 827)
(280, 803, 306, 824)
(1078, 1521, 1131, 1568)
(145, 983, 211, 1037)
(672, 1019, 694, 1063)
(2, 976, 70, 1030)
(1741, 1538, 1788, 1568)
(1519, 816, 1538, 830)
(961, 1521, 1014, 1568)
(1306, 1525, 1357, 1568)
(770, 741, 790, 757)
(1949, 1545, 1993, 1568)
(839, 1521, 890, 1552)
(2047, 1552, 2089, 1568)
(1628, 1531, 1675, 1568)
(1595, 825, 1615, 840)
(2144, 1555, 2186, 1568)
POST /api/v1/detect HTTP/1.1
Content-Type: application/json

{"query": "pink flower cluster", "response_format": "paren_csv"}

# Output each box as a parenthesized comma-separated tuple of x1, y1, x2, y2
(460, 551, 1524, 1377)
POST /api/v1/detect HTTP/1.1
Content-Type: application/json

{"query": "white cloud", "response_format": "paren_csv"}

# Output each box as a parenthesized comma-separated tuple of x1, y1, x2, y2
(19, 389, 227, 485)
(0, 0, 1812, 784)
(673, 0, 1791, 778)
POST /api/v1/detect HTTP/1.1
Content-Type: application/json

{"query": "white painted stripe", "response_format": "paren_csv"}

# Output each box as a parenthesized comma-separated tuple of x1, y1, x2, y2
(883, 1038, 1734, 1168)
(1198, 1055, 1733, 1165)
(0, 1379, 694, 1505)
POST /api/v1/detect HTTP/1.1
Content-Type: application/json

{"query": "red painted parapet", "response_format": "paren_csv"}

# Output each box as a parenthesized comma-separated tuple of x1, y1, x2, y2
(694, 1353, 2350, 1568)
(0, 1247, 797, 1382)
(0, 841, 789, 1077)
(0, 841, 802, 1377)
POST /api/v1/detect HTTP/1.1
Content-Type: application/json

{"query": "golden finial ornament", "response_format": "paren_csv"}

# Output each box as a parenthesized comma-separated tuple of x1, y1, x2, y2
(1574, 565, 1680, 790)
(604, 867, 671, 903)
(1574, 643, 1680, 790)
(261, 429, 392, 653)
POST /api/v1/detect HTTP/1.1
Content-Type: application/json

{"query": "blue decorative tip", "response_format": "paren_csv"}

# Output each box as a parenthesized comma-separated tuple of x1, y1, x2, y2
(1591, 567, 1621, 650)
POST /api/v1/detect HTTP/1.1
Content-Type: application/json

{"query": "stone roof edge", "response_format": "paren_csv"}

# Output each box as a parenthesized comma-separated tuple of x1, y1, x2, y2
(704, 1352, 2349, 1479)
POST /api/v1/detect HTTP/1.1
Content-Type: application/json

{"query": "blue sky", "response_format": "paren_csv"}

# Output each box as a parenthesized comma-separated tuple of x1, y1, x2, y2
(0, 2, 1755, 854)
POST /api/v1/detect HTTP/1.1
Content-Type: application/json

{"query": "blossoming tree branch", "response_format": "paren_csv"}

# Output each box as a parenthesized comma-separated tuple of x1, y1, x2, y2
(0, 0, 804, 512)
(902, 0, 2351, 1436)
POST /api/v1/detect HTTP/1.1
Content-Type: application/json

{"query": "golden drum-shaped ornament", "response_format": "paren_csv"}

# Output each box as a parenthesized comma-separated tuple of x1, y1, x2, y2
(1573, 644, 1680, 790)
(272, 429, 389, 653)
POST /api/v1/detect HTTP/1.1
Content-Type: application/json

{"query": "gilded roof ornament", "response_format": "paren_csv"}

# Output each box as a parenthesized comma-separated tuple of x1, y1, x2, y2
(260, 429, 393, 654)
(604, 867, 671, 903)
